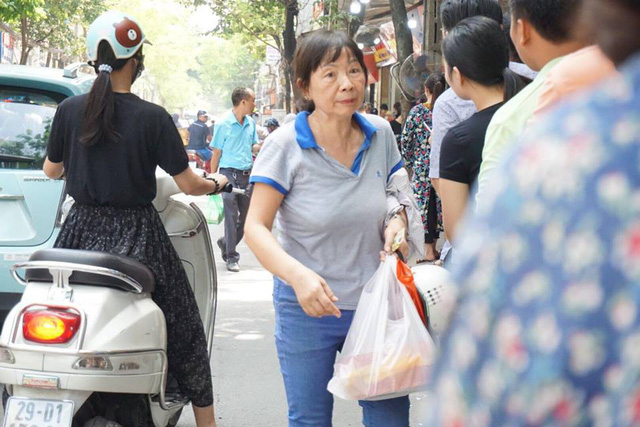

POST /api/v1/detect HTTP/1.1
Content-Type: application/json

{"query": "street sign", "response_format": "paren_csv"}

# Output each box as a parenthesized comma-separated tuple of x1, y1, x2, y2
(266, 46, 280, 65)
(1, 32, 15, 64)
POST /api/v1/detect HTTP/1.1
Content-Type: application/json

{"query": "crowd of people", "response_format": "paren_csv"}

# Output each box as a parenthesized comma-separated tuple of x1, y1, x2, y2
(40, 0, 639, 424)
(245, 0, 639, 424)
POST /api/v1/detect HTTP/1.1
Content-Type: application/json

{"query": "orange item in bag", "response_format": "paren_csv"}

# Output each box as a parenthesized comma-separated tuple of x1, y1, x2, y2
(396, 259, 427, 327)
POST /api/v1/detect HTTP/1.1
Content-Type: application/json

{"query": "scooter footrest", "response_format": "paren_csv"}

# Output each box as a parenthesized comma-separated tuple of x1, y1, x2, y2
(165, 393, 189, 405)
(151, 393, 189, 405)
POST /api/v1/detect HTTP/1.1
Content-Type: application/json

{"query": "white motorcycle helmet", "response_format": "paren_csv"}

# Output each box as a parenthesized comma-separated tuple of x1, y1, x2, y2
(86, 11, 150, 63)
(411, 264, 457, 336)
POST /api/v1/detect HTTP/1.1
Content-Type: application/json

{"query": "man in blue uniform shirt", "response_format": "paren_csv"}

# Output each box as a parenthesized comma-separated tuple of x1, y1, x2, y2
(210, 87, 259, 272)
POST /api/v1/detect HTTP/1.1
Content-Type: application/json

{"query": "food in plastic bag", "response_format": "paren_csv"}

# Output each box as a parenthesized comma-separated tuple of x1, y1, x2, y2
(327, 256, 436, 401)
(205, 194, 224, 225)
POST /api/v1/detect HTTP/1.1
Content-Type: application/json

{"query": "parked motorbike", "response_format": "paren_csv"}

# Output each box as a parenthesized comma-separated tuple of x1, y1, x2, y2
(0, 169, 228, 426)
(186, 150, 211, 174)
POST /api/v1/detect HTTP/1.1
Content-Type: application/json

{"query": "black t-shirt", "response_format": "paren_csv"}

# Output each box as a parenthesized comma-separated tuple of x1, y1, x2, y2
(439, 102, 503, 190)
(47, 93, 189, 207)
(187, 120, 210, 150)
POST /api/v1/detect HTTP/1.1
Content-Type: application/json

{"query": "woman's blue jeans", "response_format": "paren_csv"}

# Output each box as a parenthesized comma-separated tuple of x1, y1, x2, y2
(273, 278, 410, 427)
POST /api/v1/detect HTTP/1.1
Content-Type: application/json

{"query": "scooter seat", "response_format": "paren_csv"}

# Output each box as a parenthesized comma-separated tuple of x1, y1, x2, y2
(24, 249, 156, 293)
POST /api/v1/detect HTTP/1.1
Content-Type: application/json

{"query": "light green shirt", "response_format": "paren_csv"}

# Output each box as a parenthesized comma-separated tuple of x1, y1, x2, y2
(476, 57, 563, 204)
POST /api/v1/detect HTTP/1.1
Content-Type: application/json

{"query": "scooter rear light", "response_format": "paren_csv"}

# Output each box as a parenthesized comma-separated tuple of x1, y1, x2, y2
(23, 309, 80, 344)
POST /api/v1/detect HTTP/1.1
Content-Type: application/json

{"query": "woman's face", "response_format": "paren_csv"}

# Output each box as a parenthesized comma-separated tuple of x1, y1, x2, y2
(306, 48, 366, 118)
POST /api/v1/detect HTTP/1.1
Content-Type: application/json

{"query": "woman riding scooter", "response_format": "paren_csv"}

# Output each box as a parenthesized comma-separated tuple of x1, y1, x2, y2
(42, 11, 225, 427)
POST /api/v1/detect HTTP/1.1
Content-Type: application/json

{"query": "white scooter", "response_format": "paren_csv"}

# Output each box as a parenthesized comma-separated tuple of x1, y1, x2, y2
(0, 170, 237, 427)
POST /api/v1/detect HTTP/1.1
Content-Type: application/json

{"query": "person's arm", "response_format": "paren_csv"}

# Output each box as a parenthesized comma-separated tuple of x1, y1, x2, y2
(172, 167, 229, 196)
(439, 179, 469, 242)
(430, 97, 460, 189)
(210, 148, 222, 173)
(244, 183, 340, 318)
(209, 123, 226, 171)
(476, 122, 508, 206)
(186, 124, 195, 145)
(43, 158, 64, 179)
(431, 178, 440, 195)
(400, 109, 416, 164)
(385, 123, 424, 260)
(44, 104, 66, 179)
(385, 167, 425, 260)
(381, 207, 409, 261)
(251, 122, 261, 155)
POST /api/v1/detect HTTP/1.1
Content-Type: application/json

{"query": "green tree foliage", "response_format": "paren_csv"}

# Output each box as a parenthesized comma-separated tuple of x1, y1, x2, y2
(0, 0, 43, 22)
(312, 0, 357, 32)
(193, 0, 284, 51)
(108, 0, 260, 115)
(1, 0, 106, 64)
(196, 36, 262, 112)
(188, 0, 299, 111)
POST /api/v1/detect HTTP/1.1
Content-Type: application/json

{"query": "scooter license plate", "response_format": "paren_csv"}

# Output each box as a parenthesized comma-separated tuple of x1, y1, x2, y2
(3, 397, 73, 427)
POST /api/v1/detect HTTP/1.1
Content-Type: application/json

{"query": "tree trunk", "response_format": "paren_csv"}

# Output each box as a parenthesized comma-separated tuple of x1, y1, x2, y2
(282, 0, 298, 113)
(20, 17, 29, 65)
(388, 0, 415, 117)
(283, 59, 293, 112)
(46, 50, 52, 67)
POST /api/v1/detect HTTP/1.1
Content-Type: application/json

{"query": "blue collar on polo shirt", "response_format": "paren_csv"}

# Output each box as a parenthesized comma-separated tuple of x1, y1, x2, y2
(294, 111, 378, 174)
(225, 111, 252, 129)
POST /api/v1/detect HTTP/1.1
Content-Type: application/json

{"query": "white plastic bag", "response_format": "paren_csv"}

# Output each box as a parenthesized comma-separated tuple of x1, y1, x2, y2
(328, 256, 436, 401)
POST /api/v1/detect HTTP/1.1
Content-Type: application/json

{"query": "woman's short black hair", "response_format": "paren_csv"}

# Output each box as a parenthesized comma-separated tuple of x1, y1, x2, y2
(510, 0, 583, 43)
(293, 30, 367, 112)
(440, 0, 503, 32)
(443, 16, 525, 102)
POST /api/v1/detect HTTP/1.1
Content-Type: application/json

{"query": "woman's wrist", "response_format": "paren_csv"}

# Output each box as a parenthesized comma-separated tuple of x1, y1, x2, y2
(205, 176, 220, 194)
(386, 205, 406, 226)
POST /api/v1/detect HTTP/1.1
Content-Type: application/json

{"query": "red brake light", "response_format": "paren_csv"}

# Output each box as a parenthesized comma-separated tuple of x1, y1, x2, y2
(23, 309, 81, 344)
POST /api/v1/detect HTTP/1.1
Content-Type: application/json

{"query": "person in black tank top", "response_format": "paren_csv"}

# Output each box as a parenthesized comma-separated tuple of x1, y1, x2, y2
(43, 11, 226, 427)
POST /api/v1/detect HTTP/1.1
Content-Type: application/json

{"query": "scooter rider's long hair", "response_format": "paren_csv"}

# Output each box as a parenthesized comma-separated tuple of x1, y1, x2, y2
(80, 41, 129, 146)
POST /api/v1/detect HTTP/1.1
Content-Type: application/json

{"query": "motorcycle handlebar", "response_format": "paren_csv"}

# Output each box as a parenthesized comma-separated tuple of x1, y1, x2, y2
(221, 183, 247, 196)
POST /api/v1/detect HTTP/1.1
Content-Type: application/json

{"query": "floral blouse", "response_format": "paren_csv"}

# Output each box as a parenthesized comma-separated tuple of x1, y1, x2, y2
(423, 55, 640, 426)
(401, 103, 442, 230)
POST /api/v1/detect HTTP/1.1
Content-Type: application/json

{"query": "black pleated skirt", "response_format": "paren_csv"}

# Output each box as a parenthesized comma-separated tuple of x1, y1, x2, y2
(55, 203, 213, 407)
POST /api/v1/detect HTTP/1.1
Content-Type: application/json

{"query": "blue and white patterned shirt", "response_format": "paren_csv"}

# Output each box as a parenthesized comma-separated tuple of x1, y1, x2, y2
(423, 54, 640, 426)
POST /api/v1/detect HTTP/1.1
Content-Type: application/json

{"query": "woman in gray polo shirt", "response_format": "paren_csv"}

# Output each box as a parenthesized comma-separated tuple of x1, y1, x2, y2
(245, 31, 422, 426)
